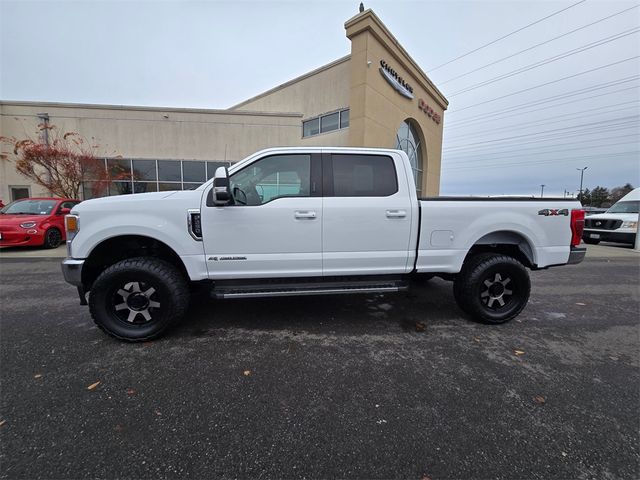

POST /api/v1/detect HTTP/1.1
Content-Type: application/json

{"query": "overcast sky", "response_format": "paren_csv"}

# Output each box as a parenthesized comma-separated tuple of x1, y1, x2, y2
(1, 0, 639, 196)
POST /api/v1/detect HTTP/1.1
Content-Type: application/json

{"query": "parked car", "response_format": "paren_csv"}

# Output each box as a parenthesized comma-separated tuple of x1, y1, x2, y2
(582, 188, 639, 245)
(61, 147, 585, 341)
(582, 206, 607, 216)
(0, 197, 80, 248)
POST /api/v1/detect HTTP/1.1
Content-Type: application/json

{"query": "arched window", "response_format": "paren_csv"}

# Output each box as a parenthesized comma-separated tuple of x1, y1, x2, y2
(395, 120, 423, 195)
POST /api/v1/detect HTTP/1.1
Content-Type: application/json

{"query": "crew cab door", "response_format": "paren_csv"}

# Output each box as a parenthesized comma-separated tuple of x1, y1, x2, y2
(322, 152, 415, 275)
(200, 153, 322, 279)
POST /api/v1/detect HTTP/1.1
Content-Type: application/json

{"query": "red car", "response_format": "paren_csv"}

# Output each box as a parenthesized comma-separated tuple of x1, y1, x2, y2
(0, 197, 80, 248)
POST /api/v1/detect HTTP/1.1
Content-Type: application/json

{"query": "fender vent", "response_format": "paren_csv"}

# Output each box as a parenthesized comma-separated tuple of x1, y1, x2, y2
(188, 210, 202, 240)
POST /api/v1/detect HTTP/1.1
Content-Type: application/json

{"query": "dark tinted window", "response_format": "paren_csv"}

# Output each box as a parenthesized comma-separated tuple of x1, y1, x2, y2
(340, 109, 349, 128)
(332, 154, 397, 197)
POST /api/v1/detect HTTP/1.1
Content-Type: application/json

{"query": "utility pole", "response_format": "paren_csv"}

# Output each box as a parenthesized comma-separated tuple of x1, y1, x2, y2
(540, 184, 545, 198)
(577, 166, 588, 203)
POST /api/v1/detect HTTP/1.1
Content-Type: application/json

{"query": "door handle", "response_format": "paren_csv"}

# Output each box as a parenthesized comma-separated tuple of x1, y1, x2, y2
(294, 210, 317, 219)
(386, 210, 407, 218)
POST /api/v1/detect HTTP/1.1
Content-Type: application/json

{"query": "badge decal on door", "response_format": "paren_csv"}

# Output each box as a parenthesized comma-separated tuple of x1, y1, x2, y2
(208, 256, 247, 261)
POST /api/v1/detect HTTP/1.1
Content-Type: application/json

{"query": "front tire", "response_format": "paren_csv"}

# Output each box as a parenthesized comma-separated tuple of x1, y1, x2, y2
(43, 228, 62, 249)
(453, 253, 530, 324)
(88, 257, 190, 341)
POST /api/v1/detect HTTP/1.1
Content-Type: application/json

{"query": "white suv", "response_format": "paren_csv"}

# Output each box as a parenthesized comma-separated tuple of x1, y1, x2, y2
(583, 188, 639, 245)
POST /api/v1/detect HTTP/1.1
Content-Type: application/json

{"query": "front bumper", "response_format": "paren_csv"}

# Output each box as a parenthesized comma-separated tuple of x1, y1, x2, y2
(583, 229, 636, 244)
(567, 246, 586, 265)
(61, 258, 85, 286)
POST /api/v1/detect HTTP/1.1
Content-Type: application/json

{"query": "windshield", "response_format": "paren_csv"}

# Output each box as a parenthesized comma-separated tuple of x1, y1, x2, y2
(0, 199, 57, 215)
(606, 200, 640, 214)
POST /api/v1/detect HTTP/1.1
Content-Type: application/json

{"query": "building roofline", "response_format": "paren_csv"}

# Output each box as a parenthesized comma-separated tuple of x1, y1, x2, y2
(0, 100, 303, 118)
(345, 9, 448, 109)
(228, 55, 351, 110)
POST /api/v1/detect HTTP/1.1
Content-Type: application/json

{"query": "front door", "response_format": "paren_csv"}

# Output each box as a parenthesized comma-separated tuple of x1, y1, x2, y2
(201, 153, 322, 279)
(322, 152, 414, 275)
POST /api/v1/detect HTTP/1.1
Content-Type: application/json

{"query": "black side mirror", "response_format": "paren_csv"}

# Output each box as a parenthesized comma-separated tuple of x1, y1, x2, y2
(213, 166, 231, 206)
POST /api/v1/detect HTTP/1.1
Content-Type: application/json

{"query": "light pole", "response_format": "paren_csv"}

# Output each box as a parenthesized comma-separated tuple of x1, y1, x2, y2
(577, 166, 588, 203)
(540, 184, 545, 197)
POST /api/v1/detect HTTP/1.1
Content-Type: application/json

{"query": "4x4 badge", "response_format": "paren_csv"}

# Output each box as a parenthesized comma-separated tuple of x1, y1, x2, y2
(538, 208, 569, 216)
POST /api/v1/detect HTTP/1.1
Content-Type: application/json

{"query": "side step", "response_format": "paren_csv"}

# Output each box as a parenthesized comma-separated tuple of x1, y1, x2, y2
(212, 279, 408, 299)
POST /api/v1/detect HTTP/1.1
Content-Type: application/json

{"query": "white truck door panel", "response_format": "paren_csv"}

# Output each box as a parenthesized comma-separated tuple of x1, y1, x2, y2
(322, 152, 414, 275)
(201, 153, 322, 279)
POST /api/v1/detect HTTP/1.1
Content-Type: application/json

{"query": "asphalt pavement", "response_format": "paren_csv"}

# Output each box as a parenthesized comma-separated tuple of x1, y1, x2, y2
(0, 250, 638, 479)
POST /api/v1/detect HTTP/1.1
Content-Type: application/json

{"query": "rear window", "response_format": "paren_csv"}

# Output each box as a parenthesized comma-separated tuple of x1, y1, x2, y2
(331, 154, 397, 197)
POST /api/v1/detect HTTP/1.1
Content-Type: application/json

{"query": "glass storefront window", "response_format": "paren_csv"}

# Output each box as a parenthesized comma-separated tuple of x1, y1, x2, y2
(158, 182, 181, 192)
(133, 182, 158, 193)
(303, 109, 349, 138)
(395, 120, 423, 196)
(183, 161, 206, 182)
(132, 159, 157, 181)
(107, 158, 131, 180)
(158, 160, 181, 182)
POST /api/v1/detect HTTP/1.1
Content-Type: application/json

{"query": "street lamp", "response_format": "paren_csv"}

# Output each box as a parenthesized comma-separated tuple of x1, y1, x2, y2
(577, 166, 588, 202)
(540, 184, 545, 197)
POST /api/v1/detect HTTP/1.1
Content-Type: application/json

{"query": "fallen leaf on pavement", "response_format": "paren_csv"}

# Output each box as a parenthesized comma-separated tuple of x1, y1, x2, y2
(534, 395, 546, 404)
(473, 337, 480, 343)
(87, 381, 101, 390)
(0, 420, 6, 427)
(415, 322, 426, 332)
(126, 388, 137, 396)
(114, 424, 124, 432)
(33, 374, 43, 379)
(513, 349, 525, 356)
(243, 370, 251, 376)
(154, 410, 162, 416)
(421, 475, 432, 480)
(575, 302, 586, 306)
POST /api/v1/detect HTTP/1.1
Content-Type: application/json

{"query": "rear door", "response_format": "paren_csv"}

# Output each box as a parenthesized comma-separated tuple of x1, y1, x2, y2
(322, 152, 414, 275)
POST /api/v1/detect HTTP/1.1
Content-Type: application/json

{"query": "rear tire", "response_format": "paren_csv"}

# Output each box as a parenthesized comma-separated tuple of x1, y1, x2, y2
(583, 238, 600, 245)
(88, 257, 190, 342)
(453, 253, 530, 324)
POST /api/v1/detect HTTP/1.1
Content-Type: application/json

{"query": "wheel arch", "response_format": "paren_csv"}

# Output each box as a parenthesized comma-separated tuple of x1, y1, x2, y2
(465, 230, 536, 269)
(82, 235, 188, 290)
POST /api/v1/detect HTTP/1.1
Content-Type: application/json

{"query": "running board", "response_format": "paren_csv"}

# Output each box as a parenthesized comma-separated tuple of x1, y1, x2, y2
(212, 280, 408, 299)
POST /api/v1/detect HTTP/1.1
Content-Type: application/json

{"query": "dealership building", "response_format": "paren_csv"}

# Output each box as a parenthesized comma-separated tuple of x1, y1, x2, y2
(0, 8, 448, 203)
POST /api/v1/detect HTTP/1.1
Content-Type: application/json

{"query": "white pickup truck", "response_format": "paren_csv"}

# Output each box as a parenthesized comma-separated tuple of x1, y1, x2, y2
(62, 147, 586, 341)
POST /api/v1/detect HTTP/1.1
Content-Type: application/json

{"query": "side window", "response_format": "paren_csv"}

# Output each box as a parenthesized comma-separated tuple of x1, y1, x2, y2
(60, 201, 78, 210)
(229, 154, 311, 206)
(331, 154, 398, 197)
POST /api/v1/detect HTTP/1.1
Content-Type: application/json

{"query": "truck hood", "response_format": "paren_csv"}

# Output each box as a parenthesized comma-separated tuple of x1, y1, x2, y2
(73, 190, 202, 214)
(585, 212, 638, 222)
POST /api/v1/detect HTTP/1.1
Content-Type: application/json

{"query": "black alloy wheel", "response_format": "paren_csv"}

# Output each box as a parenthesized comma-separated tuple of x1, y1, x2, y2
(453, 253, 531, 324)
(89, 257, 189, 341)
(43, 228, 62, 249)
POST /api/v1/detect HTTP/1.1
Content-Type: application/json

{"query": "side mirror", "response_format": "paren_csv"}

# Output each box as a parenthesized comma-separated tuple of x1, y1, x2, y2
(213, 166, 231, 206)
(59, 207, 71, 215)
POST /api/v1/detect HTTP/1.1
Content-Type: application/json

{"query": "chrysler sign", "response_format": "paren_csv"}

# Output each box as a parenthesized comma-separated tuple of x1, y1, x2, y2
(379, 60, 414, 99)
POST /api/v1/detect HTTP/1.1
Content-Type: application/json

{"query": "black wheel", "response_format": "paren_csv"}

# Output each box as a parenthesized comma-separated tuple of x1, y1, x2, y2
(453, 253, 530, 324)
(43, 228, 62, 248)
(88, 257, 190, 342)
(583, 238, 600, 245)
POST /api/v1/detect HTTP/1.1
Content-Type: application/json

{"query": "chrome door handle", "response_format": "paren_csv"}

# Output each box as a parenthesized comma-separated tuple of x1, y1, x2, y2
(386, 210, 406, 218)
(294, 210, 317, 219)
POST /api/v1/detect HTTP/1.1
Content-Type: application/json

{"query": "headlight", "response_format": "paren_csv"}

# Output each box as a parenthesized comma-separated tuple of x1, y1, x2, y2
(20, 222, 37, 228)
(621, 221, 638, 230)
